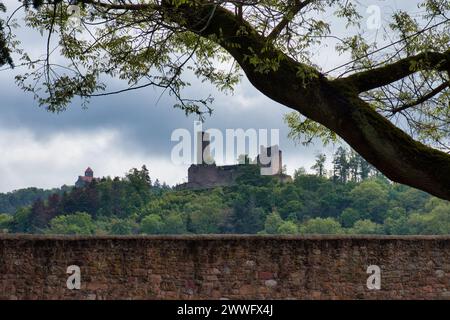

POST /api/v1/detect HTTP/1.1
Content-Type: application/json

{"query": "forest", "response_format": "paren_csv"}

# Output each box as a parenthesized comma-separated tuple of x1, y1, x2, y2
(0, 146, 449, 235)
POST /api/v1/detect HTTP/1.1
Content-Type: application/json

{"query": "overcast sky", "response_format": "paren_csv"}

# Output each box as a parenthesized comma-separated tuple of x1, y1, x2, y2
(0, 0, 419, 192)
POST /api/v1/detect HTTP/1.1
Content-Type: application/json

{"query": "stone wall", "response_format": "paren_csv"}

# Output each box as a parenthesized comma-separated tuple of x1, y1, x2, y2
(186, 164, 240, 188)
(0, 235, 449, 300)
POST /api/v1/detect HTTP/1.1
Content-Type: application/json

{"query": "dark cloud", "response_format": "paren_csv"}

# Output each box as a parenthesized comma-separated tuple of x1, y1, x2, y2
(1, 67, 311, 157)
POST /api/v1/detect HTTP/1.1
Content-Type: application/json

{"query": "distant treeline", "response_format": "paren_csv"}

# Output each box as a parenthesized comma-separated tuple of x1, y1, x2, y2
(0, 187, 67, 214)
(0, 147, 449, 235)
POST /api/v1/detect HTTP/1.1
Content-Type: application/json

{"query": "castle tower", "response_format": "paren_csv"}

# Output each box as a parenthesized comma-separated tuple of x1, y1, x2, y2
(85, 167, 94, 178)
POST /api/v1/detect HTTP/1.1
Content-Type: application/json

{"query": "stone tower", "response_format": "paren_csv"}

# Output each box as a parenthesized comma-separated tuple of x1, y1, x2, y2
(85, 167, 94, 178)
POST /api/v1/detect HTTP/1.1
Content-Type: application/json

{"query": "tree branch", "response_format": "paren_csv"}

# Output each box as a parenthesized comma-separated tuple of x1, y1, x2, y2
(266, 0, 313, 41)
(391, 81, 449, 114)
(342, 49, 450, 93)
(81, 0, 157, 11)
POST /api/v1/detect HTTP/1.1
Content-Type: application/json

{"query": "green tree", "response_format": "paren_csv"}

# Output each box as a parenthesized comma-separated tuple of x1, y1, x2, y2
(383, 216, 410, 235)
(279, 200, 304, 221)
(395, 188, 429, 212)
(358, 155, 372, 181)
(311, 153, 326, 177)
(0, 213, 13, 232)
(141, 214, 164, 234)
(340, 208, 361, 228)
(300, 218, 343, 234)
(406, 203, 450, 234)
(189, 205, 225, 234)
(0, 2, 12, 67)
(46, 212, 96, 235)
(162, 212, 187, 234)
(277, 221, 299, 234)
(0, 187, 62, 214)
(231, 192, 265, 233)
(109, 218, 138, 235)
(332, 147, 348, 183)
(293, 167, 307, 179)
(11, 207, 32, 233)
(263, 211, 283, 234)
(348, 180, 389, 223)
(349, 220, 382, 235)
(347, 150, 360, 182)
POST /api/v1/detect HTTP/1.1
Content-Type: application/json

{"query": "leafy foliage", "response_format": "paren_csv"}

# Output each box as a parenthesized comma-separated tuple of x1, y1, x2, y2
(0, 187, 66, 214)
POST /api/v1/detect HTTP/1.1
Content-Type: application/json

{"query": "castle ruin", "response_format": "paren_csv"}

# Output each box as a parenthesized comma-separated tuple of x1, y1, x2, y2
(177, 132, 292, 189)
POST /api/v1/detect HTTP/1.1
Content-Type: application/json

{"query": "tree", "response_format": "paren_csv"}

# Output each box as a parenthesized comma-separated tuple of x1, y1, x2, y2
(0, 187, 62, 214)
(162, 212, 186, 234)
(230, 191, 265, 233)
(406, 202, 450, 235)
(300, 217, 343, 235)
(263, 211, 283, 234)
(340, 208, 361, 228)
(29, 198, 49, 231)
(293, 167, 307, 179)
(46, 212, 96, 235)
(3, 1, 450, 198)
(347, 150, 360, 182)
(357, 154, 373, 181)
(109, 218, 138, 235)
(0, 213, 12, 232)
(349, 220, 382, 235)
(277, 221, 299, 234)
(11, 206, 32, 233)
(141, 214, 164, 234)
(188, 201, 226, 234)
(332, 147, 349, 183)
(311, 153, 326, 177)
(0, 2, 12, 68)
(348, 180, 389, 223)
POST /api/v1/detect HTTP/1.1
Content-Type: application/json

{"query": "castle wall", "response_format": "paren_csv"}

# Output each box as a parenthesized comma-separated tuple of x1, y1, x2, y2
(0, 235, 449, 300)
(187, 165, 240, 188)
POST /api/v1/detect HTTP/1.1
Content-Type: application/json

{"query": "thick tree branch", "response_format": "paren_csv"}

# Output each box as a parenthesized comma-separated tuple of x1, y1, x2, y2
(342, 49, 450, 93)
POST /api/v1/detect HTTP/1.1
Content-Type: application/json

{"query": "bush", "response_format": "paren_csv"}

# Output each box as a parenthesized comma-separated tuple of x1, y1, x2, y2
(47, 212, 95, 235)
(141, 214, 164, 234)
(263, 212, 283, 234)
(300, 217, 343, 234)
(349, 219, 382, 234)
(0, 213, 13, 232)
(277, 221, 299, 234)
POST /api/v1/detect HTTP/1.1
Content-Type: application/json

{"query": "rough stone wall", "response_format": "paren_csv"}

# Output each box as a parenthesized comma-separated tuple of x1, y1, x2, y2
(188, 164, 237, 186)
(0, 235, 449, 300)
(181, 164, 242, 189)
